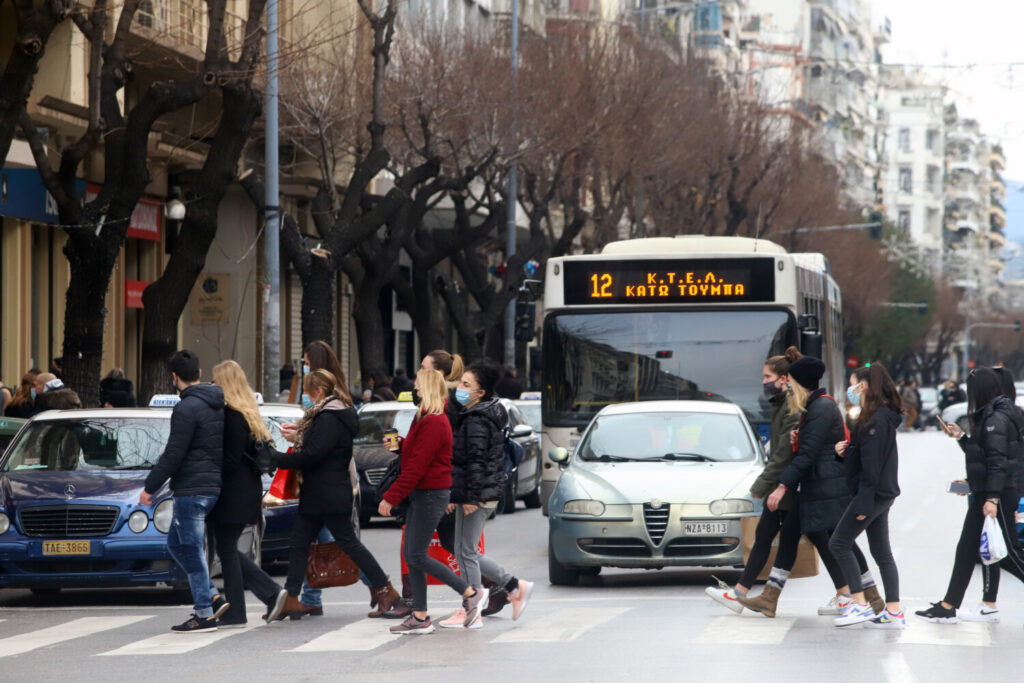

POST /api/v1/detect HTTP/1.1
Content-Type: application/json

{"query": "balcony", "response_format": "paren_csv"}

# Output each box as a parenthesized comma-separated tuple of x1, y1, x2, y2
(133, 0, 249, 62)
(988, 230, 1007, 248)
(991, 146, 1006, 171)
(950, 160, 981, 176)
(990, 203, 1007, 228)
(956, 219, 981, 233)
(951, 185, 980, 204)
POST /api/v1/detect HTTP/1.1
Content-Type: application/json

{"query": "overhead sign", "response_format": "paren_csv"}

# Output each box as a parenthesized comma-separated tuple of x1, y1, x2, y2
(0, 168, 86, 224)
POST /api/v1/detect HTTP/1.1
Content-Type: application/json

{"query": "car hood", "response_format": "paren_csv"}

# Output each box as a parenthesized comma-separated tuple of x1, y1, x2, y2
(0, 471, 169, 508)
(353, 444, 397, 470)
(565, 461, 762, 505)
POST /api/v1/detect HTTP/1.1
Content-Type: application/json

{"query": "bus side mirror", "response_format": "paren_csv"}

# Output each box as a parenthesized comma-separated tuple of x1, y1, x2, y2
(801, 330, 823, 359)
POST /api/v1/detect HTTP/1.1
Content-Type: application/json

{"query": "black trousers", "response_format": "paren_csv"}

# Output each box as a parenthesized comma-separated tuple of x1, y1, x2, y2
(739, 504, 800, 589)
(211, 521, 282, 623)
(770, 494, 868, 590)
(829, 497, 899, 602)
(943, 489, 1024, 609)
(285, 510, 389, 597)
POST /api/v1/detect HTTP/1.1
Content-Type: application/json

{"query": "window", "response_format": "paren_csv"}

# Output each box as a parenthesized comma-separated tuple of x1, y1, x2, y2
(926, 129, 939, 151)
(897, 209, 911, 233)
(898, 128, 911, 152)
(926, 165, 940, 195)
(899, 167, 913, 193)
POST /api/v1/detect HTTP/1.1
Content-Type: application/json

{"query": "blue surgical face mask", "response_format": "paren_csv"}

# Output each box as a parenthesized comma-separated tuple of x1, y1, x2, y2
(302, 363, 310, 376)
(30, 388, 37, 400)
(455, 388, 474, 406)
(301, 393, 314, 410)
(846, 385, 861, 407)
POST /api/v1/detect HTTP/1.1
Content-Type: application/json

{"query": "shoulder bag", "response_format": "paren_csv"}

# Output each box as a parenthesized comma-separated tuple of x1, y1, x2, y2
(306, 542, 360, 588)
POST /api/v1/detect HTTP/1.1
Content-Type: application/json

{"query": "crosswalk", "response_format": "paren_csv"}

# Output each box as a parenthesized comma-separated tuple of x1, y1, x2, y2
(0, 607, 1008, 659)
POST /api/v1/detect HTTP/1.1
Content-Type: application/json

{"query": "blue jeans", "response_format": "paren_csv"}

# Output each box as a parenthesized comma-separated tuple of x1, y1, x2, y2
(166, 495, 219, 618)
(300, 526, 372, 606)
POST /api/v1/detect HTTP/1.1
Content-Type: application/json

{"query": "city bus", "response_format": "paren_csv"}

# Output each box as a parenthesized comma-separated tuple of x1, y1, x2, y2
(538, 235, 844, 513)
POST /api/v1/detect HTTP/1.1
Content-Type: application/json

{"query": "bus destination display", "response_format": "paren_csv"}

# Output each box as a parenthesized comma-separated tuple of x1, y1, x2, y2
(562, 258, 775, 305)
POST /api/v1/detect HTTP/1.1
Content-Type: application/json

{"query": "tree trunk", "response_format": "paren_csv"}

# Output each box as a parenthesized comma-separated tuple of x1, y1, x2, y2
(300, 255, 336, 349)
(351, 287, 388, 387)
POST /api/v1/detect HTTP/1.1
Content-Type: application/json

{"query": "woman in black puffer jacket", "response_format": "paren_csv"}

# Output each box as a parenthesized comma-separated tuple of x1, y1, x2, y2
(917, 367, 1024, 623)
(440, 361, 534, 629)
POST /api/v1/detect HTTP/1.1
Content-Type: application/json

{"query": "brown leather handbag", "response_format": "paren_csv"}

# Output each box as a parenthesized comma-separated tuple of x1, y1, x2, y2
(305, 542, 360, 589)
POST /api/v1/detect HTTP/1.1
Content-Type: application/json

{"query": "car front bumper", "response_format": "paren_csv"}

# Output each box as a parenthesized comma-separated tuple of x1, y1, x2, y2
(549, 510, 747, 569)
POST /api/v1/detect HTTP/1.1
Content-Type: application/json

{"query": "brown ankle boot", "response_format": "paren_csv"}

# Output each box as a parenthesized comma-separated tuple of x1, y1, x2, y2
(736, 584, 781, 618)
(863, 585, 885, 615)
(281, 593, 304, 621)
(373, 582, 400, 616)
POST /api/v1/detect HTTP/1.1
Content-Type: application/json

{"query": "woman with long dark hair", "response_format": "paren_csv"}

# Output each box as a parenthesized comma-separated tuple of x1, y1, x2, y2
(916, 367, 1024, 623)
(828, 364, 904, 628)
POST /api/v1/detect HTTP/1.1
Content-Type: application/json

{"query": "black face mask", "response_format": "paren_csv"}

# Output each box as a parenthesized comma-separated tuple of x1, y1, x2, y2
(412, 388, 422, 406)
(763, 381, 783, 397)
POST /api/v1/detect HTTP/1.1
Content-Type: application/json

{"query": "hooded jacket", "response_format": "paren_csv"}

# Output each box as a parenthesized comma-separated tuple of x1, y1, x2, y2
(451, 397, 508, 504)
(844, 405, 902, 516)
(144, 382, 225, 496)
(778, 389, 850, 533)
(271, 398, 358, 515)
(750, 391, 800, 509)
(960, 395, 1023, 497)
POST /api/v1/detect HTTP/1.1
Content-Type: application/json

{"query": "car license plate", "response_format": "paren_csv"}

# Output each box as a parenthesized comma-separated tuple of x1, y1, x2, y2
(683, 522, 728, 536)
(42, 540, 91, 555)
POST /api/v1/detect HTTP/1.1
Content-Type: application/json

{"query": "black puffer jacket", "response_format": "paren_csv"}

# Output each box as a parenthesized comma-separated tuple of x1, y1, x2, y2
(778, 389, 849, 533)
(271, 398, 358, 515)
(960, 396, 1023, 497)
(208, 408, 263, 526)
(451, 398, 508, 504)
(144, 383, 225, 496)
(844, 405, 902, 516)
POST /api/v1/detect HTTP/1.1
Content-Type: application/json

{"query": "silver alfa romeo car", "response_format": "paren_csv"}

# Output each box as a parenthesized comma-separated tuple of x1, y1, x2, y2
(547, 401, 764, 585)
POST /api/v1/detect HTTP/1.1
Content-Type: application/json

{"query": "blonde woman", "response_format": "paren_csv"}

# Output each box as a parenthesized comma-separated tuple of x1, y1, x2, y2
(209, 360, 289, 626)
(379, 369, 487, 635)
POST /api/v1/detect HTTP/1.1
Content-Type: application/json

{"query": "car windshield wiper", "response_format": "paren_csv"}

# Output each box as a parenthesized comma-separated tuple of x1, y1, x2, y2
(659, 452, 717, 462)
(586, 454, 640, 462)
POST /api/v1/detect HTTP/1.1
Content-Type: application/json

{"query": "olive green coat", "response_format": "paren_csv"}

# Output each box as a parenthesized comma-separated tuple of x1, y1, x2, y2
(749, 391, 800, 509)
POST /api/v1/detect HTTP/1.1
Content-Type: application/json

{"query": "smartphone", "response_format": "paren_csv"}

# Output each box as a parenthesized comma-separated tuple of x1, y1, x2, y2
(947, 481, 971, 495)
(935, 414, 948, 429)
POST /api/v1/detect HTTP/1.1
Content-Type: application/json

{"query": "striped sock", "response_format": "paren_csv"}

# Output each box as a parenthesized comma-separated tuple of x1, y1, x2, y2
(861, 571, 876, 589)
(768, 567, 791, 590)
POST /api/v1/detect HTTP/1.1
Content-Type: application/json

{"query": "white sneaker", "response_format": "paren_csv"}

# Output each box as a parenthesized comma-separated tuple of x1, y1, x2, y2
(440, 608, 467, 629)
(834, 602, 875, 627)
(865, 608, 906, 630)
(818, 593, 852, 616)
(509, 580, 535, 621)
(705, 584, 743, 614)
(959, 603, 1000, 623)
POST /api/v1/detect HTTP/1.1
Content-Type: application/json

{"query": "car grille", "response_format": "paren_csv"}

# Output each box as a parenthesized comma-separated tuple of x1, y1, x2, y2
(643, 504, 670, 545)
(18, 505, 120, 537)
(577, 538, 652, 558)
(664, 537, 740, 558)
(364, 467, 388, 486)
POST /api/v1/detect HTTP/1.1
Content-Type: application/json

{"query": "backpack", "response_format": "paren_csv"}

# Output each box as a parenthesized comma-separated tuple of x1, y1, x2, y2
(503, 427, 525, 481)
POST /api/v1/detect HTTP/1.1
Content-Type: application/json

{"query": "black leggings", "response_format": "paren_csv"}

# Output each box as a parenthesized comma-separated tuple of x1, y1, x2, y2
(775, 495, 868, 589)
(829, 497, 899, 602)
(943, 489, 1024, 608)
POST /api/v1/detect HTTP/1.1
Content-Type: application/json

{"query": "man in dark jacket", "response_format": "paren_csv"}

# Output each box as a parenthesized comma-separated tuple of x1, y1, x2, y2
(140, 350, 226, 632)
(494, 367, 524, 400)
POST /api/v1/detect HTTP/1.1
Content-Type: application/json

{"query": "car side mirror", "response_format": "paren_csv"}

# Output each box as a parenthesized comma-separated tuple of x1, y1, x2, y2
(549, 447, 569, 464)
(512, 424, 533, 438)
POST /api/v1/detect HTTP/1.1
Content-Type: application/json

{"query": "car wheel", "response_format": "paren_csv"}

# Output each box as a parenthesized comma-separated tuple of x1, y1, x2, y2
(577, 566, 601, 577)
(523, 485, 542, 509)
(548, 534, 580, 586)
(500, 476, 518, 515)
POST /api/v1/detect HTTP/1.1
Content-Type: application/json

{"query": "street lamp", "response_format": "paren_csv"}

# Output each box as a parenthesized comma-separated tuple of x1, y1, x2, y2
(164, 187, 186, 221)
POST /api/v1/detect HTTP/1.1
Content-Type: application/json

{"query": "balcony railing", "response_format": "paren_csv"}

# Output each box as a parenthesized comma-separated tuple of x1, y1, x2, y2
(135, 0, 249, 59)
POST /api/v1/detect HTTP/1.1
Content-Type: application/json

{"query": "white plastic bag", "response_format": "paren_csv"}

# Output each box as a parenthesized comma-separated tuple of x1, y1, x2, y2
(979, 515, 1008, 565)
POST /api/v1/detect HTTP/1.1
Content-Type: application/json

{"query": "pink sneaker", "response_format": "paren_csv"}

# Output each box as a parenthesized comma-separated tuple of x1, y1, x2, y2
(508, 580, 535, 621)
(440, 608, 467, 629)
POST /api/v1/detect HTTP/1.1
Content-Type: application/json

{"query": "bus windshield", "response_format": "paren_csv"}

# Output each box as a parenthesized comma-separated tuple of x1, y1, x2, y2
(543, 310, 794, 428)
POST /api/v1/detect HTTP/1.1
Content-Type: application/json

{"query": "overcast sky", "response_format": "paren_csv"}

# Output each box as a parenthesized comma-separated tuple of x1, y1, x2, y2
(878, 1, 1024, 182)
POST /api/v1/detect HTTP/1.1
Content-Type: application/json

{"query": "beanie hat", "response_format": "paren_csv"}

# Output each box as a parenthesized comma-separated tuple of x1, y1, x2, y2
(788, 356, 825, 390)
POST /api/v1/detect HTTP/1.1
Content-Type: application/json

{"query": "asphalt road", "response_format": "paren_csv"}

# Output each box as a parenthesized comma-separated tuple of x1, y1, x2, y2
(1, 431, 1022, 682)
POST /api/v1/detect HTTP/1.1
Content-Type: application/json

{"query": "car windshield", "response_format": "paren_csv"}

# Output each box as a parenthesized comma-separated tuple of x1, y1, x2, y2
(1, 418, 171, 472)
(354, 408, 416, 445)
(918, 388, 937, 403)
(515, 403, 542, 432)
(262, 415, 300, 451)
(577, 412, 756, 463)
(543, 310, 795, 428)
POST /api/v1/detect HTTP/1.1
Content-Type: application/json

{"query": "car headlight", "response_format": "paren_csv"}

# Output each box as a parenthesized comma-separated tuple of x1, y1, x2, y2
(128, 509, 149, 533)
(563, 499, 605, 516)
(709, 499, 754, 516)
(153, 499, 173, 533)
(0, 512, 9, 535)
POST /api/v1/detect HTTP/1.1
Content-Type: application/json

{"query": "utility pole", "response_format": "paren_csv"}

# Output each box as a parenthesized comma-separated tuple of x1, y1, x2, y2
(504, 0, 519, 370)
(263, 0, 281, 398)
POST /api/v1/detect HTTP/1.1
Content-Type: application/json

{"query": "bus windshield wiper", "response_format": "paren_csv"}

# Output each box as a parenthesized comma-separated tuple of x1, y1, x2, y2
(659, 452, 717, 462)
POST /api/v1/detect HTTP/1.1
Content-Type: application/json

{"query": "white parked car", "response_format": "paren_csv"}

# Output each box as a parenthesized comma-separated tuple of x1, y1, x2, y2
(941, 396, 1024, 434)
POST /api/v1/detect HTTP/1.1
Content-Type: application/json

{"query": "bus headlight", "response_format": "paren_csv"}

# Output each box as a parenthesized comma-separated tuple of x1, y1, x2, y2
(709, 499, 754, 516)
(153, 499, 174, 533)
(128, 510, 149, 533)
(563, 500, 605, 516)
(0, 512, 9, 535)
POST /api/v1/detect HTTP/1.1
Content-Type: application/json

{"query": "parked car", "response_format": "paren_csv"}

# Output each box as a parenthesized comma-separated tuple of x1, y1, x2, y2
(918, 387, 939, 425)
(351, 400, 417, 526)
(0, 417, 27, 453)
(546, 401, 764, 586)
(940, 395, 1024, 435)
(497, 398, 543, 513)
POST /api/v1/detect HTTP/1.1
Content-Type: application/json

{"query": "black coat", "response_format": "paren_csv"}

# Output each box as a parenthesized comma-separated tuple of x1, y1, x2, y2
(494, 375, 524, 400)
(844, 405, 902, 516)
(960, 396, 1023, 497)
(778, 389, 850, 533)
(271, 398, 357, 515)
(144, 383, 225, 496)
(451, 398, 508, 504)
(208, 408, 263, 526)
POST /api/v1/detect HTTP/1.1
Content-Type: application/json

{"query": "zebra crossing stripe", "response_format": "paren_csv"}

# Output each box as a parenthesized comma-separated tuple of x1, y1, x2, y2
(98, 615, 262, 656)
(490, 607, 630, 643)
(696, 615, 797, 646)
(290, 618, 398, 652)
(0, 616, 152, 658)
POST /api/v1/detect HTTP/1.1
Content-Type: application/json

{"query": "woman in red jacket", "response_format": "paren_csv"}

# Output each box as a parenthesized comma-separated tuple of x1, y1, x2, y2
(378, 369, 487, 635)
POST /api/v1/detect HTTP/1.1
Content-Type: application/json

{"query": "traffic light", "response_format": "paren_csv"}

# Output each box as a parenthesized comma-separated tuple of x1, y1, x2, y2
(514, 300, 535, 342)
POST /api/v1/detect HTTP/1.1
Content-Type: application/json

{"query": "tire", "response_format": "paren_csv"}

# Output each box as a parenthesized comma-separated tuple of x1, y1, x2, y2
(577, 566, 601, 577)
(523, 485, 542, 509)
(548, 535, 580, 586)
